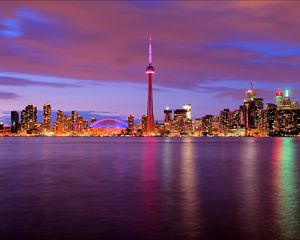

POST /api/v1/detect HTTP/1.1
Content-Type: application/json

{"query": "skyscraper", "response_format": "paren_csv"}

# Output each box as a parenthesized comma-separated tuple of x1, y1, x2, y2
(275, 90, 283, 108)
(145, 36, 155, 134)
(24, 105, 37, 132)
(55, 110, 64, 135)
(164, 107, 172, 123)
(245, 82, 256, 101)
(128, 114, 134, 131)
(11, 111, 19, 134)
(183, 104, 192, 120)
(43, 103, 51, 131)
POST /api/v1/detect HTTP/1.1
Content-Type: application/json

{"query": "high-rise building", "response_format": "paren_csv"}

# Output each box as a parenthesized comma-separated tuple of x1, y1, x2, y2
(245, 82, 256, 101)
(243, 98, 263, 130)
(230, 109, 241, 129)
(219, 108, 230, 133)
(145, 36, 155, 134)
(43, 103, 51, 131)
(142, 114, 147, 132)
(164, 108, 172, 123)
(275, 90, 283, 108)
(274, 109, 299, 136)
(282, 90, 292, 110)
(183, 104, 192, 120)
(11, 111, 19, 134)
(72, 111, 78, 134)
(266, 103, 277, 135)
(0, 122, 4, 130)
(91, 117, 97, 124)
(23, 105, 37, 132)
(55, 110, 64, 135)
(128, 114, 134, 131)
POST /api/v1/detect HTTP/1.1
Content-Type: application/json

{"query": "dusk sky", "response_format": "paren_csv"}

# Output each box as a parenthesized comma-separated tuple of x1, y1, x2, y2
(1, 1, 300, 123)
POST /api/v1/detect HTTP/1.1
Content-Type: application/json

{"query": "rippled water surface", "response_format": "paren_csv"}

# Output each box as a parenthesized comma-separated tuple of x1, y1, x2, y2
(0, 137, 300, 239)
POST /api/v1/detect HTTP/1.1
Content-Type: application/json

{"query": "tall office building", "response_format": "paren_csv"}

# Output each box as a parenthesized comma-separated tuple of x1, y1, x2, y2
(230, 109, 241, 129)
(266, 103, 277, 134)
(23, 105, 37, 132)
(219, 108, 230, 132)
(43, 103, 51, 131)
(72, 111, 78, 134)
(145, 36, 155, 134)
(142, 114, 147, 132)
(282, 90, 292, 110)
(164, 107, 172, 123)
(183, 104, 192, 120)
(91, 117, 97, 124)
(275, 90, 283, 108)
(55, 110, 64, 135)
(128, 114, 134, 131)
(11, 111, 19, 134)
(245, 82, 256, 101)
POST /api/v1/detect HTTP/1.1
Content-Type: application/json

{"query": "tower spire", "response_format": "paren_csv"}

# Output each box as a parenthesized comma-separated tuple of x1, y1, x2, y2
(149, 35, 152, 66)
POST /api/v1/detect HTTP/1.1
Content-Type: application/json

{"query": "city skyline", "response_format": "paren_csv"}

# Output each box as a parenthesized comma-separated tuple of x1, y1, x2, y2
(1, 2, 300, 124)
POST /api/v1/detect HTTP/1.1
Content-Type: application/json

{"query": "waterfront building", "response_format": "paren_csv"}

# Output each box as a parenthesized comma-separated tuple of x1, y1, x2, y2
(11, 111, 19, 134)
(274, 109, 299, 136)
(55, 110, 64, 135)
(71, 111, 79, 134)
(245, 82, 256, 101)
(91, 117, 97, 124)
(142, 114, 147, 132)
(230, 109, 241, 129)
(43, 103, 51, 131)
(0, 121, 4, 130)
(183, 104, 192, 120)
(163, 107, 172, 131)
(22, 105, 37, 133)
(128, 114, 134, 132)
(219, 108, 230, 134)
(266, 103, 277, 135)
(275, 90, 283, 109)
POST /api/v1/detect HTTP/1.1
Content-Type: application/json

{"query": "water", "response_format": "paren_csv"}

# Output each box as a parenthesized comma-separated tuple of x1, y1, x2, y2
(0, 137, 300, 240)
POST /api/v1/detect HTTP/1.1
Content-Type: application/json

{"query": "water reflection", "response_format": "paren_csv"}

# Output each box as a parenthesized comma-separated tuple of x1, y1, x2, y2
(239, 139, 259, 236)
(141, 138, 159, 235)
(277, 138, 299, 239)
(181, 140, 201, 237)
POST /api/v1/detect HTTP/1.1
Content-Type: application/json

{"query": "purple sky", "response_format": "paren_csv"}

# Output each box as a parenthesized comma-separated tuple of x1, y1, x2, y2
(1, 1, 300, 123)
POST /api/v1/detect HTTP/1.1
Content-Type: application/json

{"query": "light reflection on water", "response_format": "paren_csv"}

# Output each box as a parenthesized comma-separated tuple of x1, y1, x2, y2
(0, 137, 299, 240)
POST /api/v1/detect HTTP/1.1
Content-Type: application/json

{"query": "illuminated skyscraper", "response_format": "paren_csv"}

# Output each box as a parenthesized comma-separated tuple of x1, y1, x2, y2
(142, 114, 147, 132)
(55, 110, 64, 135)
(43, 103, 51, 131)
(266, 103, 277, 135)
(245, 81, 256, 101)
(183, 104, 192, 120)
(275, 90, 283, 108)
(91, 117, 97, 124)
(145, 36, 155, 134)
(164, 107, 172, 123)
(282, 89, 292, 110)
(128, 114, 134, 131)
(23, 105, 37, 132)
(72, 111, 78, 134)
(219, 108, 230, 133)
(11, 111, 19, 134)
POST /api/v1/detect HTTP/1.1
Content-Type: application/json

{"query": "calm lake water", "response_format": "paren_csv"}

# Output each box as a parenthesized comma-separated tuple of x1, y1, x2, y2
(0, 137, 299, 240)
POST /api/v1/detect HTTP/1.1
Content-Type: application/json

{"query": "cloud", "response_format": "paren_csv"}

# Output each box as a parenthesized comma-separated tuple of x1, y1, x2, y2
(0, 76, 78, 88)
(0, 91, 19, 99)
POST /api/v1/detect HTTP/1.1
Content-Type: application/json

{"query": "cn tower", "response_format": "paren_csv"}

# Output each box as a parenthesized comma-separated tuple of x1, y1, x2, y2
(146, 36, 155, 134)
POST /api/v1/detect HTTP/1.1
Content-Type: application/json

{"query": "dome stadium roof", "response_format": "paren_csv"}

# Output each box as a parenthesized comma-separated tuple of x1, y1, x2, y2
(90, 118, 127, 129)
